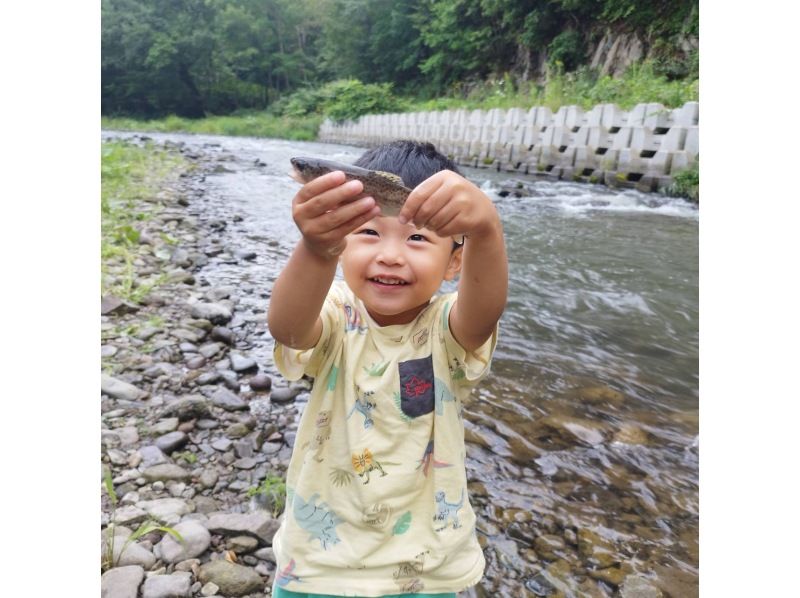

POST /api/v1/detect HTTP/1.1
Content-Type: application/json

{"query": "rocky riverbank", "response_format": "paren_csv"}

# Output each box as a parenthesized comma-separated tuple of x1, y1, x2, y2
(101, 134, 698, 598)
(101, 138, 305, 598)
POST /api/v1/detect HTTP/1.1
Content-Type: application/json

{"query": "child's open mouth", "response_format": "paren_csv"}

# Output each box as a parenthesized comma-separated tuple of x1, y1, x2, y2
(368, 276, 409, 287)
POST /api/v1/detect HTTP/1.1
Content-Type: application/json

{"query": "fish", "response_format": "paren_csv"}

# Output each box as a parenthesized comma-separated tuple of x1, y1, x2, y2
(290, 156, 411, 217)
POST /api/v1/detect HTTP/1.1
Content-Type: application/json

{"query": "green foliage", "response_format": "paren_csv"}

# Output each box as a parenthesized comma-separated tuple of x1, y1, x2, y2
(246, 473, 287, 517)
(101, 140, 187, 302)
(318, 80, 406, 123)
(102, 0, 698, 121)
(102, 467, 185, 572)
(547, 30, 584, 72)
(174, 450, 198, 465)
(664, 160, 699, 202)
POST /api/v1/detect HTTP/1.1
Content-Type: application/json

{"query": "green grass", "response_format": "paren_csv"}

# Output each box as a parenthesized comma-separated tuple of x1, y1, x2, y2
(664, 161, 699, 203)
(246, 473, 287, 517)
(101, 140, 188, 303)
(410, 62, 698, 113)
(102, 112, 323, 141)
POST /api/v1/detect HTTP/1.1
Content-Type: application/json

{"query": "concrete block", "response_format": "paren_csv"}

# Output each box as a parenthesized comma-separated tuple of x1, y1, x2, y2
(659, 126, 687, 152)
(684, 126, 699, 159)
(629, 128, 661, 152)
(541, 126, 571, 148)
(673, 101, 699, 126)
(642, 103, 671, 130)
(611, 127, 634, 149)
(600, 104, 627, 129)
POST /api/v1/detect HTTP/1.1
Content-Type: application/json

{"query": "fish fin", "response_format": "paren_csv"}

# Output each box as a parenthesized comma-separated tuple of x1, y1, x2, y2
(374, 171, 406, 186)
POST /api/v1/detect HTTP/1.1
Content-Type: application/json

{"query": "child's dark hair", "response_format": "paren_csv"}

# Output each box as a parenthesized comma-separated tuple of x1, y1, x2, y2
(354, 140, 462, 189)
(355, 140, 464, 250)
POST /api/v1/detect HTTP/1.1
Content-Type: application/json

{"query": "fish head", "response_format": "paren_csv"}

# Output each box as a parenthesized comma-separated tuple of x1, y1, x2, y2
(290, 156, 329, 183)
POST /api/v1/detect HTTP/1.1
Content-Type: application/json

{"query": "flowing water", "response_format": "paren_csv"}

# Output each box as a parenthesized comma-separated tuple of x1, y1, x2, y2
(105, 131, 699, 596)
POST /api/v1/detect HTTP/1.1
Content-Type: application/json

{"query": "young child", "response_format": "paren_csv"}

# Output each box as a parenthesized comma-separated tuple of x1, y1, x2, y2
(267, 140, 508, 598)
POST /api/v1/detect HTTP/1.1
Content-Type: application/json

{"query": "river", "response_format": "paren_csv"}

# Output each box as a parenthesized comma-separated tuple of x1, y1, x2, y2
(104, 131, 698, 597)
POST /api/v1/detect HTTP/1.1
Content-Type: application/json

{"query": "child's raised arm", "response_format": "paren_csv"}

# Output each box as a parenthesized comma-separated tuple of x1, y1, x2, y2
(268, 171, 380, 349)
(399, 171, 508, 351)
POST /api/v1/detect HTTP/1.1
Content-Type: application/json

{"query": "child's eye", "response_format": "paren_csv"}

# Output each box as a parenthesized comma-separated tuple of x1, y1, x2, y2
(408, 233, 428, 242)
(357, 228, 379, 236)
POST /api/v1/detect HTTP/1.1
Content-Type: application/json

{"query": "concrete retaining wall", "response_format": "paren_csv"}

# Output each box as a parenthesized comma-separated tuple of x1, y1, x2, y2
(317, 102, 699, 192)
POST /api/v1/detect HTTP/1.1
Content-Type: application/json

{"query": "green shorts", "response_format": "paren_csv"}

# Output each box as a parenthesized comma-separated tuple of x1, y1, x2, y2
(272, 585, 457, 598)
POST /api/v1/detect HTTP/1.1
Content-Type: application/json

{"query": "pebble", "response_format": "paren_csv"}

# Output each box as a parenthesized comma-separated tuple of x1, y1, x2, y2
(206, 511, 280, 545)
(155, 520, 211, 563)
(197, 559, 264, 597)
(249, 374, 272, 392)
(155, 431, 189, 454)
(210, 326, 235, 345)
(142, 464, 191, 483)
(211, 387, 248, 411)
(190, 302, 232, 325)
(269, 386, 300, 403)
(229, 353, 258, 373)
(101, 565, 144, 598)
(102, 374, 148, 401)
(142, 571, 193, 598)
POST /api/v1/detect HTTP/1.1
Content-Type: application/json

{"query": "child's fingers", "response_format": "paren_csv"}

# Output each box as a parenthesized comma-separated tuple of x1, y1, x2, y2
(428, 206, 463, 237)
(311, 196, 377, 235)
(294, 171, 349, 204)
(400, 172, 446, 224)
(323, 204, 382, 240)
(409, 184, 453, 229)
(297, 179, 365, 219)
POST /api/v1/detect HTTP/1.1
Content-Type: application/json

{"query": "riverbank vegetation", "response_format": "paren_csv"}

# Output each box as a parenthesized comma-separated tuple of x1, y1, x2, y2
(101, 140, 189, 302)
(103, 0, 697, 120)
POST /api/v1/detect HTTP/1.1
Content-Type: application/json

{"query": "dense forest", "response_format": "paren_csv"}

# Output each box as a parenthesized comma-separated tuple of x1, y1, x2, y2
(102, 0, 698, 118)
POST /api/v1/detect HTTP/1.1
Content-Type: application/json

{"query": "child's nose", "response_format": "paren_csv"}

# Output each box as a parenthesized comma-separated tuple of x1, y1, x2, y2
(376, 241, 405, 266)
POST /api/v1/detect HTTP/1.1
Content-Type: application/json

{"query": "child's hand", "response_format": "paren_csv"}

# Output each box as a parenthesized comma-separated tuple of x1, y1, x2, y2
(292, 171, 381, 258)
(398, 170, 500, 239)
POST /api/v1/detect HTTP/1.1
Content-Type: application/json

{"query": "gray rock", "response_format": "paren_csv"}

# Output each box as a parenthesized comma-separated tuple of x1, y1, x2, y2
(199, 469, 219, 489)
(253, 547, 275, 563)
(155, 431, 189, 454)
(142, 464, 191, 483)
(200, 581, 220, 596)
(101, 565, 144, 598)
(211, 388, 247, 411)
(136, 326, 161, 341)
(155, 520, 211, 563)
(196, 419, 219, 430)
(206, 286, 234, 301)
(269, 386, 300, 403)
(137, 498, 193, 524)
(235, 249, 257, 261)
(116, 426, 140, 446)
(108, 533, 156, 569)
(102, 295, 140, 315)
(142, 571, 193, 598)
(160, 396, 211, 421)
(172, 328, 207, 343)
(620, 575, 664, 598)
(199, 342, 225, 359)
(186, 355, 206, 370)
(112, 506, 148, 527)
(234, 457, 257, 470)
(248, 374, 272, 392)
(139, 445, 169, 468)
(229, 353, 258, 373)
(210, 326, 234, 345)
(211, 438, 233, 452)
(102, 374, 148, 401)
(197, 559, 264, 597)
(101, 345, 119, 358)
(227, 535, 259, 554)
(149, 418, 180, 435)
(190, 303, 232, 325)
(206, 512, 280, 545)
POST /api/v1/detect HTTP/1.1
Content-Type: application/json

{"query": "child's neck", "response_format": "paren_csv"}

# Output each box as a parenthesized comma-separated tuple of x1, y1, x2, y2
(365, 301, 432, 327)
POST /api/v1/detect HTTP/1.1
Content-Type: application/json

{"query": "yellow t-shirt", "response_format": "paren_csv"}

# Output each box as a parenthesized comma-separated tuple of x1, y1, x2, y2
(272, 281, 498, 597)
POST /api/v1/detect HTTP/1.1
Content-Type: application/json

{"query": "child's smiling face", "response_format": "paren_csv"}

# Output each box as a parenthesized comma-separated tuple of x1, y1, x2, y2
(340, 215, 462, 326)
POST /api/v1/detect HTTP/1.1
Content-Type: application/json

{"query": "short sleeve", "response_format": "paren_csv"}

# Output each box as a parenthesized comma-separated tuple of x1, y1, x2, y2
(272, 289, 343, 381)
(440, 295, 499, 384)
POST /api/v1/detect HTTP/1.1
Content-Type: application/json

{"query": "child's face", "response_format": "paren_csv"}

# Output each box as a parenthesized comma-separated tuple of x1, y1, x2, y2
(340, 215, 462, 326)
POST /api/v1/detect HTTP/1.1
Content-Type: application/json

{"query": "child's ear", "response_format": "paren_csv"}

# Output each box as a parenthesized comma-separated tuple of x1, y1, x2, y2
(444, 245, 463, 281)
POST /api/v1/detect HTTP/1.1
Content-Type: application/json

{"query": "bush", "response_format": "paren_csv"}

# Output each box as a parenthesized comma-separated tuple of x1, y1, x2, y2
(664, 160, 699, 203)
(547, 30, 584, 72)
